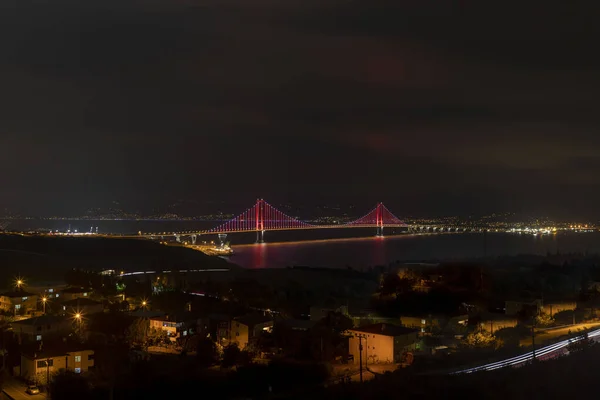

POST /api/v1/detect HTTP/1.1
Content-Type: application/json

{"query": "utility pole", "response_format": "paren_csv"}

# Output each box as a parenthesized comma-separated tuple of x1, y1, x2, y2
(46, 359, 50, 399)
(531, 318, 536, 362)
(358, 335, 363, 383)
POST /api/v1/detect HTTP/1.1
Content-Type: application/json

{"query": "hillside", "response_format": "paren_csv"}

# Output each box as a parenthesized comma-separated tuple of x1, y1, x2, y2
(0, 234, 237, 286)
(307, 345, 600, 400)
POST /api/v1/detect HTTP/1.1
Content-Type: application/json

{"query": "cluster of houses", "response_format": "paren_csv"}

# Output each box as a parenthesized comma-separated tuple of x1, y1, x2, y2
(0, 279, 480, 386)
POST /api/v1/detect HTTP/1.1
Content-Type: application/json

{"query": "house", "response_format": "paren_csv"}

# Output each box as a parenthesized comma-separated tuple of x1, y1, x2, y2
(61, 298, 103, 316)
(221, 314, 273, 349)
(400, 315, 468, 335)
(149, 312, 203, 342)
(273, 319, 317, 358)
(0, 290, 38, 315)
(20, 346, 94, 384)
(11, 315, 72, 343)
(505, 299, 543, 316)
(348, 323, 419, 365)
(59, 287, 92, 302)
(26, 281, 67, 301)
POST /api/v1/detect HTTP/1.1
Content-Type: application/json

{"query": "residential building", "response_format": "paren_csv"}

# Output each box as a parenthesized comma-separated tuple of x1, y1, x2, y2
(222, 314, 273, 349)
(61, 298, 103, 316)
(400, 314, 468, 335)
(348, 323, 419, 365)
(26, 281, 66, 301)
(149, 312, 203, 342)
(59, 287, 92, 302)
(11, 315, 72, 343)
(0, 290, 38, 315)
(20, 347, 94, 384)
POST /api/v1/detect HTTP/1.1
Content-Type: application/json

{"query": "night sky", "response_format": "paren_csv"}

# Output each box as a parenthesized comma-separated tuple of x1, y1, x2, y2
(1, 1, 599, 218)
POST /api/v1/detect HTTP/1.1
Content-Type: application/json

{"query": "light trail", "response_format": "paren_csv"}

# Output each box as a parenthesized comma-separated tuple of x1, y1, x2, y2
(453, 329, 600, 374)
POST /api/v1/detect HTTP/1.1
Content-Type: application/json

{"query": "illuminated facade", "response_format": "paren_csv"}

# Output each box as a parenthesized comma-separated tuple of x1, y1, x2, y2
(349, 323, 419, 365)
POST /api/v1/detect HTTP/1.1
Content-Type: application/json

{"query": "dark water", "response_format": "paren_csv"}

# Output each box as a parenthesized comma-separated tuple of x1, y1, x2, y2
(229, 232, 598, 269)
(5, 219, 600, 269)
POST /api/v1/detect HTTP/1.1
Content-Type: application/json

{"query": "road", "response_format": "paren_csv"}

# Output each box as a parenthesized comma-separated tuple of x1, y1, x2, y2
(453, 326, 600, 374)
(520, 322, 600, 347)
(2, 379, 43, 400)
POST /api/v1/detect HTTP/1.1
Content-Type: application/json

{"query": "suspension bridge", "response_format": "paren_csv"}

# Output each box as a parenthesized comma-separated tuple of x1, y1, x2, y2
(137, 199, 409, 243)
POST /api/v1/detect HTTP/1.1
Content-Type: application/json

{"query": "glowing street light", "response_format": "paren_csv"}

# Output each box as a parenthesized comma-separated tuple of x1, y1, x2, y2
(41, 297, 48, 314)
(14, 277, 24, 289)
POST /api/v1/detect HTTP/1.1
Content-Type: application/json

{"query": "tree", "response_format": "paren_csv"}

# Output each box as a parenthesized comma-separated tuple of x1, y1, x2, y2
(0, 369, 8, 393)
(222, 344, 241, 368)
(196, 338, 218, 367)
(463, 329, 501, 349)
(126, 318, 149, 345)
(49, 371, 91, 400)
(535, 312, 554, 327)
(147, 327, 169, 345)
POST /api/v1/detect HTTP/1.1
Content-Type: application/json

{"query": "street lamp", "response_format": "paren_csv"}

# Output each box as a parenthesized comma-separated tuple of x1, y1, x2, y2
(15, 277, 24, 289)
(41, 297, 48, 314)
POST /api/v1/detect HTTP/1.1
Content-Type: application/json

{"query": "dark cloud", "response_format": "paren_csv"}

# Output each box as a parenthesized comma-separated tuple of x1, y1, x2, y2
(1, 0, 599, 217)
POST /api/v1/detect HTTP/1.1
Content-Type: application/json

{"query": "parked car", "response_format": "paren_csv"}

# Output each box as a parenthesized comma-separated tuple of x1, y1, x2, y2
(26, 385, 40, 395)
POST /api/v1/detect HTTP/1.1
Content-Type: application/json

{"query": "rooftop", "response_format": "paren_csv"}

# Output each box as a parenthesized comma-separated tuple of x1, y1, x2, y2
(350, 323, 419, 337)
(129, 310, 165, 319)
(61, 287, 91, 294)
(234, 314, 273, 327)
(278, 319, 317, 331)
(12, 315, 68, 327)
(22, 343, 93, 360)
(0, 290, 35, 298)
(150, 311, 201, 323)
(62, 298, 102, 307)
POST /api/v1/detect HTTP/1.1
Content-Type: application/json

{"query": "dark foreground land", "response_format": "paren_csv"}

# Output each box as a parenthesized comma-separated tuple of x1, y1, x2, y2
(0, 234, 236, 284)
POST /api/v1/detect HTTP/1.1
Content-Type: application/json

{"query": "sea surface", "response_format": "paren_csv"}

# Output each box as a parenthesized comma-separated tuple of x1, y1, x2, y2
(4, 219, 599, 269)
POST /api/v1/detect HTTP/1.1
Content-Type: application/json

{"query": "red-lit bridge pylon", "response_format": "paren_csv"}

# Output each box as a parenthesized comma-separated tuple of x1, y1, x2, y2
(179, 199, 407, 243)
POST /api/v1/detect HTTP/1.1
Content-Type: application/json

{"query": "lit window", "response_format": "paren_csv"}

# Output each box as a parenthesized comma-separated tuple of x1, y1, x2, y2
(22, 297, 28, 301)
(74, 368, 81, 374)
(15, 304, 21, 310)
(48, 289, 54, 293)
(421, 319, 426, 325)
(36, 335, 42, 341)
(56, 294, 60, 298)
(75, 356, 81, 362)
(83, 293, 88, 297)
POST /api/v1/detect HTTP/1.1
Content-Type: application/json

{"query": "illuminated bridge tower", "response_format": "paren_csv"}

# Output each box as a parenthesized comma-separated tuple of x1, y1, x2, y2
(255, 198, 265, 244)
(376, 203, 384, 237)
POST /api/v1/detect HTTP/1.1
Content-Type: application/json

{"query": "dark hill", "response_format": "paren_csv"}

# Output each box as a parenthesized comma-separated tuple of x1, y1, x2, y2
(0, 234, 237, 286)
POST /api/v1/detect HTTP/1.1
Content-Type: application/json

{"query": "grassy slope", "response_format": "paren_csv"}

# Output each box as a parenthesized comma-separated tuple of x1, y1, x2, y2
(0, 234, 237, 286)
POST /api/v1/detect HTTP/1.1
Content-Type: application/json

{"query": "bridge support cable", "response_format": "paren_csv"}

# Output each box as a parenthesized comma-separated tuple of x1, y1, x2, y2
(345, 202, 406, 236)
(206, 199, 313, 238)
